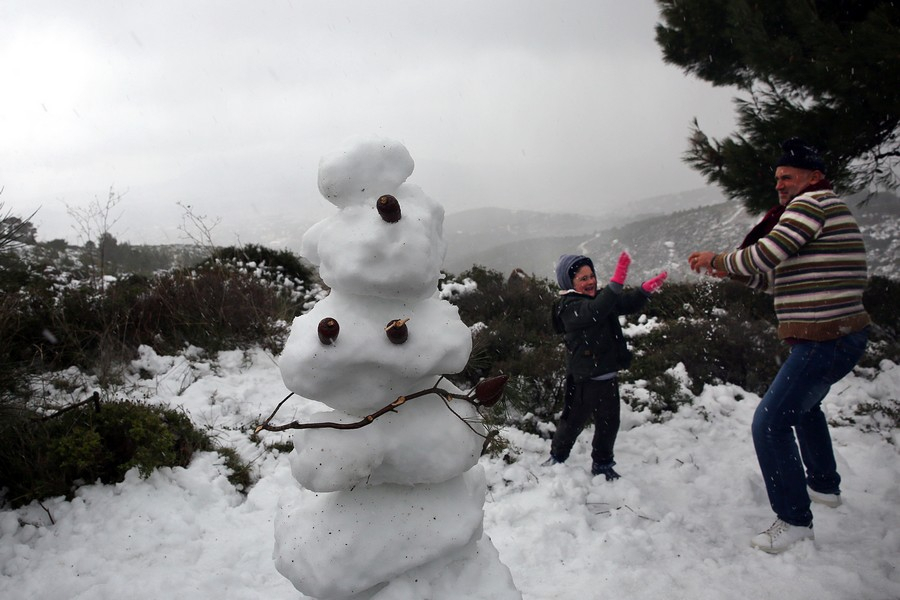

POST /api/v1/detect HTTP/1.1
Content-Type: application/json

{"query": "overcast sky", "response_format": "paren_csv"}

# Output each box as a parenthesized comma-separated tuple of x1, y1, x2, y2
(1, 0, 739, 247)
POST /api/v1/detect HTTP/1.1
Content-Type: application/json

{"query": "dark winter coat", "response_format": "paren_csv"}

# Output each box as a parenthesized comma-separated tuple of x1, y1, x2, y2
(552, 286, 649, 382)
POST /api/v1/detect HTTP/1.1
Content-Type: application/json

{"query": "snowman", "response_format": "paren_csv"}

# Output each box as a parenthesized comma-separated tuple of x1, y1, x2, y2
(272, 136, 521, 600)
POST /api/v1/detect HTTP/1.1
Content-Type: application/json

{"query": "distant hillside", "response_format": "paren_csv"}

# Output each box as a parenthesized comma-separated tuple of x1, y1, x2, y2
(443, 187, 726, 275)
(443, 193, 900, 283)
(242, 187, 727, 260)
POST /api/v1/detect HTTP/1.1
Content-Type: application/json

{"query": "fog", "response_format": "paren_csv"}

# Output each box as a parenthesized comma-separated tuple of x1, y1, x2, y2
(1, 0, 738, 247)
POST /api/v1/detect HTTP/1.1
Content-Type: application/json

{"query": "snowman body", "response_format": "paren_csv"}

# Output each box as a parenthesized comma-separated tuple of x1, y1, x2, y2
(274, 136, 521, 600)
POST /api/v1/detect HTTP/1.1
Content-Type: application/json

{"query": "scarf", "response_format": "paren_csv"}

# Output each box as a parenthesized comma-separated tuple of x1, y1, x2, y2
(738, 179, 833, 249)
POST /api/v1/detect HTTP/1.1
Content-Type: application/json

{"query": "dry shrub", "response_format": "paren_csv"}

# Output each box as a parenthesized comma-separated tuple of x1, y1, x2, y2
(129, 266, 293, 355)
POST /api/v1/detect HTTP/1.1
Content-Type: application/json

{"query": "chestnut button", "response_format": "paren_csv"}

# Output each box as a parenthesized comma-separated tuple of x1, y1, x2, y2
(377, 195, 401, 223)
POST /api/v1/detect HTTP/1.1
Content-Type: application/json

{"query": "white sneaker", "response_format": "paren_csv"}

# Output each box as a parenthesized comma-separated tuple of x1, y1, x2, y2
(750, 519, 814, 554)
(808, 487, 842, 508)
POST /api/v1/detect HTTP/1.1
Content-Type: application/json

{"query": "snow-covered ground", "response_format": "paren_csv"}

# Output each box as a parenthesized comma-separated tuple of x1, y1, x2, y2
(1, 346, 898, 600)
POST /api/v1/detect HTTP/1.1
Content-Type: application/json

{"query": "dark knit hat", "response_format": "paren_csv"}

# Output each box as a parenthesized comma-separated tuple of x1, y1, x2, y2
(555, 254, 593, 290)
(775, 138, 826, 173)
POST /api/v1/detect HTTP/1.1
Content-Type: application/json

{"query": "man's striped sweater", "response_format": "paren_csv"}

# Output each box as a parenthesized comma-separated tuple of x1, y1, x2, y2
(711, 189, 871, 342)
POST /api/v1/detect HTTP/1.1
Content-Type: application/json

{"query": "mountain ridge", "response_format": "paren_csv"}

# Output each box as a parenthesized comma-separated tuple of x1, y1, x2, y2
(443, 192, 899, 283)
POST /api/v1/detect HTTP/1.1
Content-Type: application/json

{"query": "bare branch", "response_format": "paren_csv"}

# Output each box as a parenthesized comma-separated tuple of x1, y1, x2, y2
(253, 373, 509, 434)
(65, 187, 125, 290)
(254, 385, 464, 433)
(177, 201, 221, 256)
(36, 391, 101, 422)
(256, 392, 295, 432)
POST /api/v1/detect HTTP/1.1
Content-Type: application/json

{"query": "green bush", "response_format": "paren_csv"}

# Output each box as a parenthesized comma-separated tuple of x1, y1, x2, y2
(210, 244, 315, 283)
(0, 252, 32, 292)
(622, 372, 695, 421)
(215, 446, 253, 492)
(0, 243, 309, 507)
(0, 293, 32, 403)
(445, 266, 567, 425)
(864, 276, 900, 333)
(447, 271, 785, 424)
(445, 269, 783, 424)
(860, 276, 900, 368)
(0, 245, 315, 395)
(623, 279, 782, 416)
(444, 268, 900, 427)
(0, 398, 248, 508)
(626, 313, 785, 397)
(639, 279, 777, 324)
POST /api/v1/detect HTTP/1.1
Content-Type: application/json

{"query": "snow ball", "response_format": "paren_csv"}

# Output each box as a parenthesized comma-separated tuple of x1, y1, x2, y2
(317, 135, 414, 208)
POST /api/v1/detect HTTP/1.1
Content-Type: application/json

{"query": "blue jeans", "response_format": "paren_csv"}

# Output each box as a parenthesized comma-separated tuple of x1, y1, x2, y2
(751, 328, 868, 526)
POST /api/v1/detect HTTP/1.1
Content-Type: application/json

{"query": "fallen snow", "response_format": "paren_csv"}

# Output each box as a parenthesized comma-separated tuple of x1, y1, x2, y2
(1, 347, 898, 599)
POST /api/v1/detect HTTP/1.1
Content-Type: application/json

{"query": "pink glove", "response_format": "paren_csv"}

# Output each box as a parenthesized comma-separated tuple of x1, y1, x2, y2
(610, 251, 631, 285)
(641, 271, 668, 293)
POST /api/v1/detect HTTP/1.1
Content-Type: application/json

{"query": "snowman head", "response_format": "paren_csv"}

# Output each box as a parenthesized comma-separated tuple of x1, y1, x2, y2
(303, 136, 446, 300)
(318, 136, 415, 209)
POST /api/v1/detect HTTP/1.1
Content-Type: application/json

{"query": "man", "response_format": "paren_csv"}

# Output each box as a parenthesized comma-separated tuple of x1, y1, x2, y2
(689, 138, 871, 554)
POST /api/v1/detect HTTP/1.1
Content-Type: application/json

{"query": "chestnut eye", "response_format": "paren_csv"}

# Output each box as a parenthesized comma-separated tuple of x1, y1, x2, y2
(317, 318, 340, 345)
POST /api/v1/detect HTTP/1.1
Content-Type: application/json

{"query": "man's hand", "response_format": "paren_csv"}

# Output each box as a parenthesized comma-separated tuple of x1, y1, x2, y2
(688, 251, 726, 277)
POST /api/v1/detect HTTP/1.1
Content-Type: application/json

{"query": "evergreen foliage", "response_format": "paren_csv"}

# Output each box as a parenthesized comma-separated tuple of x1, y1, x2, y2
(209, 243, 315, 283)
(655, 0, 900, 212)
(0, 244, 320, 390)
(627, 281, 785, 398)
(860, 275, 900, 369)
(2, 207, 896, 505)
(0, 398, 243, 509)
(0, 235, 319, 508)
(445, 266, 568, 428)
(446, 267, 898, 428)
(86, 233, 181, 275)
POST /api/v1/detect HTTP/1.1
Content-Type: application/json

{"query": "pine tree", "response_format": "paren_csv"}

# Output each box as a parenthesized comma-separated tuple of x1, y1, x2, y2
(655, 0, 900, 212)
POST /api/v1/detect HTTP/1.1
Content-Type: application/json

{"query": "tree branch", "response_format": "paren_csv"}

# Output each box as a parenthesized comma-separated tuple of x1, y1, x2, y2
(254, 384, 466, 433)
(253, 375, 506, 435)
(36, 391, 101, 421)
